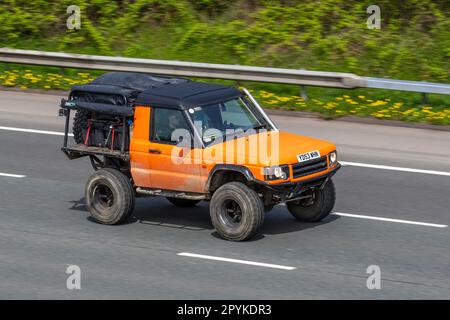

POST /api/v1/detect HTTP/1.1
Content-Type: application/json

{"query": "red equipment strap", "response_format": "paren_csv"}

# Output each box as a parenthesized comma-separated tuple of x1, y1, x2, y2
(84, 121, 92, 145)
(111, 127, 115, 151)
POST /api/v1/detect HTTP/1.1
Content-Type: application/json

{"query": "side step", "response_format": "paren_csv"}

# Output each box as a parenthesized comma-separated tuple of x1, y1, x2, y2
(135, 187, 206, 200)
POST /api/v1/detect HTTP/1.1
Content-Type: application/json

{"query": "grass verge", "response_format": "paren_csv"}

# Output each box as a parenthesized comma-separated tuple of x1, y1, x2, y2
(1, 64, 448, 126)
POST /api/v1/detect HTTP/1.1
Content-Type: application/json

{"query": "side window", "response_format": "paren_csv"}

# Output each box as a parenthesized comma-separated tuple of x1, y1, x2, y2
(151, 108, 190, 144)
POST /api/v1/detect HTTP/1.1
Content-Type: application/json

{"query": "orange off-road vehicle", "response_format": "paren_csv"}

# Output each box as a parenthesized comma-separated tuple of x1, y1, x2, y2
(60, 72, 340, 241)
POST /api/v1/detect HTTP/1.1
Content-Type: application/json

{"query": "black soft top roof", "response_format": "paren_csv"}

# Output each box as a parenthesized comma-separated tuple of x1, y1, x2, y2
(70, 72, 241, 109)
(89, 72, 189, 91)
(135, 81, 242, 109)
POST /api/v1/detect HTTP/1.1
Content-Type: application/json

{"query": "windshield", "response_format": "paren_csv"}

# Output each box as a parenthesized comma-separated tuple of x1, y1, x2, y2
(188, 97, 269, 144)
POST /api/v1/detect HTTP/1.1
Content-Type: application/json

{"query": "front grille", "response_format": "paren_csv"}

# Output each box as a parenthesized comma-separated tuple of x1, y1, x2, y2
(292, 156, 328, 178)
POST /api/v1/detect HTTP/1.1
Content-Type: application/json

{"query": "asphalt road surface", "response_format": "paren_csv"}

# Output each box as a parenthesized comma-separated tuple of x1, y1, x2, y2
(0, 90, 449, 299)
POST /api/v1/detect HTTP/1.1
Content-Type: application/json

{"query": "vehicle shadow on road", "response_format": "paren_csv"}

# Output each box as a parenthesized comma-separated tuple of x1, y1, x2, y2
(68, 198, 88, 212)
(68, 197, 141, 226)
(69, 197, 214, 229)
(135, 198, 214, 231)
(68, 198, 340, 236)
(262, 205, 340, 236)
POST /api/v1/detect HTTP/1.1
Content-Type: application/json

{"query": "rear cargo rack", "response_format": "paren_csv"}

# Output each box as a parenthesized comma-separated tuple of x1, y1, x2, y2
(59, 99, 130, 161)
(61, 144, 129, 161)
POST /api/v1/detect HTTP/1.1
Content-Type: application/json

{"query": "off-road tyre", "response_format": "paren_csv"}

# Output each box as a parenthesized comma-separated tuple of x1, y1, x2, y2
(287, 179, 336, 222)
(73, 109, 91, 144)
(210, 182, 264, 241)
(85, 168, 135, 225)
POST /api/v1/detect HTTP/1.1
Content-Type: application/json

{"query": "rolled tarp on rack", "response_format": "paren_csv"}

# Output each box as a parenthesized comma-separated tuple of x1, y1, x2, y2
(61, 99, 134, 117)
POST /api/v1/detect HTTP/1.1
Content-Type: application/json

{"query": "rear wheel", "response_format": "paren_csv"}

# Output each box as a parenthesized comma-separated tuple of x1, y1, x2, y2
(210, 182, 264, 241)
(85, 168, 135, 225)
(287, 179, 335, 222)
(166, 197, 200, 207)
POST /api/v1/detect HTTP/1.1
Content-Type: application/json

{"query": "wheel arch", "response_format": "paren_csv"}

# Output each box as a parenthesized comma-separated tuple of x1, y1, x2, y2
(205, 164, 256, 194)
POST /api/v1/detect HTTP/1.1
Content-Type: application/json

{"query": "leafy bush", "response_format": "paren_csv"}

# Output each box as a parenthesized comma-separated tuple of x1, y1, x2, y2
(1, 0, 448, 81)
(0, 0, 448, 125)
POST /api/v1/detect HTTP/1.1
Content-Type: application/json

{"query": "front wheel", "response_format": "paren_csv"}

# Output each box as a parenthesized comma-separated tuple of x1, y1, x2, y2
(210, 182, 264, 241)
(85, 168, 135, 225)
(287, 179, 336, 222)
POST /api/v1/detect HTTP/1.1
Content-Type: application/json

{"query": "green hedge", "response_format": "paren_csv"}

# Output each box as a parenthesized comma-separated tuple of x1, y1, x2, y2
(1, 0, 449, 82)
(1, 0, 449, 125)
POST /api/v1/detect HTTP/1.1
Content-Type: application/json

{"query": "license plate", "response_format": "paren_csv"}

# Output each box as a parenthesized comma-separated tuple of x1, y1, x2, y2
(297, 150, 321, 163)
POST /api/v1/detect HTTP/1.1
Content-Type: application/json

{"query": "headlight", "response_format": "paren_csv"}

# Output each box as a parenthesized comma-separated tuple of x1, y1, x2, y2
(329, 151, 337, 166)
(262, 165, 290, 180)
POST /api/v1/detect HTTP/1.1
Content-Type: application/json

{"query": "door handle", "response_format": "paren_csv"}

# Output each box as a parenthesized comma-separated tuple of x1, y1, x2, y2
(148, 148, 161, 154)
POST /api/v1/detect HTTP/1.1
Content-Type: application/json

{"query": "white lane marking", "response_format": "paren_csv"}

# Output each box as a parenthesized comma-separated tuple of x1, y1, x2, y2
(177, 252, 296, 270)
(340, 161, 450, 177)
(332, 212, 448, 228)
(0, 172, 26, 178)
(0, 126, 73, 137)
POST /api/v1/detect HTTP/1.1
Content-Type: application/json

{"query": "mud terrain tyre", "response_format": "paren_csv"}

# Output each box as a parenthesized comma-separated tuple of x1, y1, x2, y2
(85, 168, 135, 225)
(73, 109, 91, 144)
(210, 182, 264, 241)
(166, 197, 200, 207)
(287, 179, 335, 222)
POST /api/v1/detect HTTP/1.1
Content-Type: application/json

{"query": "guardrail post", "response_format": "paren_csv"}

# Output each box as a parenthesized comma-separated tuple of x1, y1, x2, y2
(300, 85, 308, 101)
(421, 92, 428, 105)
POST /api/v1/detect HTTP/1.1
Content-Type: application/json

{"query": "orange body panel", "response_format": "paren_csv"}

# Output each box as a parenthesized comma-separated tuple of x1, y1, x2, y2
(200, 130, 337, 184)
(130, 105, 337, 193)
(129, 106, 152, 187)
(130, 106, 204, 193)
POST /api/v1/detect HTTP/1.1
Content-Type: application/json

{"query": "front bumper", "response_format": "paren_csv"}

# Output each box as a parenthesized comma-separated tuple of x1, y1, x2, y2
(254, 163, 341, 201)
